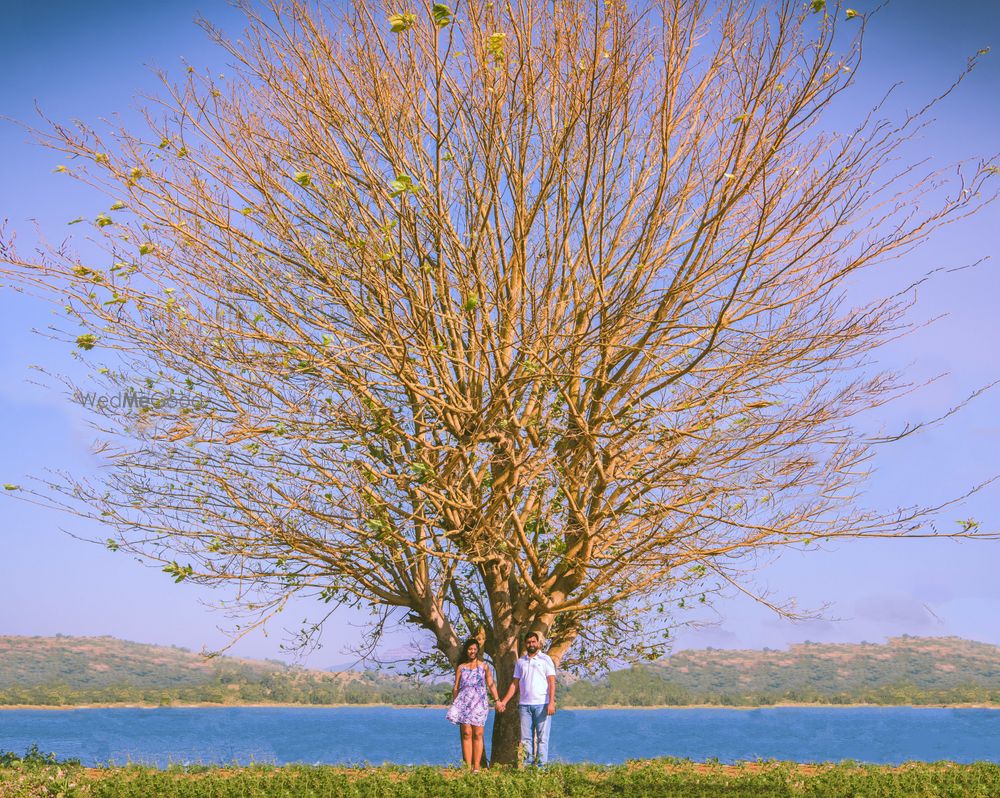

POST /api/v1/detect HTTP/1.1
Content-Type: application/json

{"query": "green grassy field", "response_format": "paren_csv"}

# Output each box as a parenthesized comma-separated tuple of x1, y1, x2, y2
(3, 749, 1000, 798)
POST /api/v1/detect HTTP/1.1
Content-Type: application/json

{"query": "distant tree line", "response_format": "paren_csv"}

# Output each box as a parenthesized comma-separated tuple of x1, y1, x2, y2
(4, 635, 999, 707)
(5, 665, 1000, 708)
(0, 670, 449, 707)
(5, 674, 1000, 708)
(561, 667, 1000, 707)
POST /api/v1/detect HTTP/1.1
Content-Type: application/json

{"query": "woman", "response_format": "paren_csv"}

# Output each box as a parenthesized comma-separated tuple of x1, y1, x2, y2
(446, 638, 500, 771)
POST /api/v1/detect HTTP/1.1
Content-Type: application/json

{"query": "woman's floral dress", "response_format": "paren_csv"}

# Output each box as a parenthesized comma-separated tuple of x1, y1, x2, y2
(446, 663, 490, 727)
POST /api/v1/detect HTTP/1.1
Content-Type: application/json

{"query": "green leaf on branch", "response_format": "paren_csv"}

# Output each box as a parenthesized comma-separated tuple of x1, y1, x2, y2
(845, 8, 859, 19)
(75, 334, 98, 351)
(110, 201, 127, 211)
(462, 296, 479, 311)
(320, 586, 338, 603)
(3, 484, 19, 491)
(411, 461, 431, 482)
(810, 0, 825, 12)
(487, 32, 506, 61)
(53, 165, 68, 173)
(163, 561, 194, 583)
(294, 170, 312, 187)
(95, 213, 113, 228)
(72, 265, 102, 282)
(106, 539, 119, 551)
(139, 243, 155, 256)
(432, 3, 453, 27)
(389, 173, 419, 197)
(67, 217, 84, 225)
(388, 12, 416, 32)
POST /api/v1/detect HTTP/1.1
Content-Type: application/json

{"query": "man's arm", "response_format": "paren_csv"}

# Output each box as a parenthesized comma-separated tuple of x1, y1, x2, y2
(499, 677, 519, 706)
(546, 674, 556, 715)
(498, 661, 521, 710)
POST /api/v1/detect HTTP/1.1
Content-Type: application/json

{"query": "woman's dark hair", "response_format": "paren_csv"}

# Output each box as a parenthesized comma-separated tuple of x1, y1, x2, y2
(460, 638, 481, 664)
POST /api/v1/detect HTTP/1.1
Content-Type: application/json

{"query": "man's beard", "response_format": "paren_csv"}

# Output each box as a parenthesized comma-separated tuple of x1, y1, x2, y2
(526, 645, 538, 653)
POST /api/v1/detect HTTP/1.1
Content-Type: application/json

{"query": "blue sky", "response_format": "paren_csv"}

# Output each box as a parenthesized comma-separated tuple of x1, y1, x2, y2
(1, 0, 998, 668)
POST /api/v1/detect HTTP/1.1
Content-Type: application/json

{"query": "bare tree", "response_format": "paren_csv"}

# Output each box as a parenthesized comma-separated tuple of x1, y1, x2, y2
(2, 0, 997, 763)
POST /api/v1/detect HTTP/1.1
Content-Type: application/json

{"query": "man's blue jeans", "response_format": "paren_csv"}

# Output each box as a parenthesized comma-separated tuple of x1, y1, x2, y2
(518, 704, 551, 765)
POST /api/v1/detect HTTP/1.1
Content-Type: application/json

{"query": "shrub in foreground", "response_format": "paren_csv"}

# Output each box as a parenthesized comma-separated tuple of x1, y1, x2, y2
(2, 752, 1000, 798)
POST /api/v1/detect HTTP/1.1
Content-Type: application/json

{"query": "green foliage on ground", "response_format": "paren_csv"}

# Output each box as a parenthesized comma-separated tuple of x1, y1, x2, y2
(1, 752, 999, 798)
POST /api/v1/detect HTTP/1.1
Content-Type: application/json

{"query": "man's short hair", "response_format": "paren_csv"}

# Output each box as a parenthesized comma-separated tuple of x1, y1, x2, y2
(523, 631, 540, 642)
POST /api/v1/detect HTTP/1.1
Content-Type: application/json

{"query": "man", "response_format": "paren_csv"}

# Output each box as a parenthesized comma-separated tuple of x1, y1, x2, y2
(497, 631, 556, 766)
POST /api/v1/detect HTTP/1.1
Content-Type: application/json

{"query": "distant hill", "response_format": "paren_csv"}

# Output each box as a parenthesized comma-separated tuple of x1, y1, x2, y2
(0, 635, 446, 707)
(2, 634, 999, 707)
(566, 636, 1000, 706)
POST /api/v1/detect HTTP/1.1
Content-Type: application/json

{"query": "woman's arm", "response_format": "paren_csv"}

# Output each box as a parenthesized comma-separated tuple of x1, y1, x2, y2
(452, 666, 462, 702)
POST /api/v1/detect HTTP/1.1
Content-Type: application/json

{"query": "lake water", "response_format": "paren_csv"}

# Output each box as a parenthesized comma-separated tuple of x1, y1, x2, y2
(1, 706, 998, 767)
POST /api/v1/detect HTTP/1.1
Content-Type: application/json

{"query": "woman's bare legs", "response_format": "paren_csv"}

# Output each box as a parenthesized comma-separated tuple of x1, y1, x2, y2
(459, 724, 474, 768)
(471, 726, 485, 771)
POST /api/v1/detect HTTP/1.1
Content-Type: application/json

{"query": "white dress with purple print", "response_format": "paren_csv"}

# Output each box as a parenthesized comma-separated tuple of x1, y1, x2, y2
(446, 663, 490, 727)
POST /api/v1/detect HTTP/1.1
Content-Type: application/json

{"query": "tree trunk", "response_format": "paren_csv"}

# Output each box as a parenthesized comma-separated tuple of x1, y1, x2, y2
(490, 644, 521, 765)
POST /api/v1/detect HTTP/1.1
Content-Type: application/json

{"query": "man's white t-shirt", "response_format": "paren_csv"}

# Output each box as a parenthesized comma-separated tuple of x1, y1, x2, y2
(513, 652, 556, 705)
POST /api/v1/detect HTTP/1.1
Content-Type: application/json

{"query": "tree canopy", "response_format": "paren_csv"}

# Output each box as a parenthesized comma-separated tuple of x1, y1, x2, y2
(2, 0, 997, 763)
